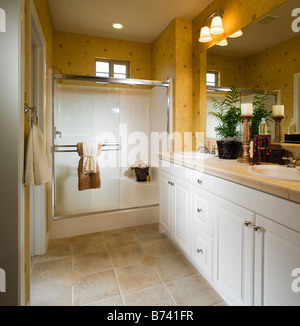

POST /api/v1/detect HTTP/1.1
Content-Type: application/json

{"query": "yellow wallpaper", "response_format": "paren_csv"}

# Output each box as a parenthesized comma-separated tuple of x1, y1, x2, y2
(151, 20, 176, 82)
(207, 52, 247, 88)
(54, 31, 152, 80)
(192, 0, 289, 135)
(151, 18, 193, 150)
(245, 33, 300, 134)
(175, 19, 193, 150)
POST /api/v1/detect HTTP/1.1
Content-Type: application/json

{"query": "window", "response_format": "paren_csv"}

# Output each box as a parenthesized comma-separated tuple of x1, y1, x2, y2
(206, 71, 219, 87)
(96, 59, 130, 79)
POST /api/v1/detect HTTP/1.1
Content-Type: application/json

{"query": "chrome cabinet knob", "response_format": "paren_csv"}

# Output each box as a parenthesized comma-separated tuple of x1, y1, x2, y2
(253, 226, 261, 232)
(197, 208, 203, 213)
(197, 249, 204, 254)
(244, 221, 251, 227)
(197, 179, 203, 185)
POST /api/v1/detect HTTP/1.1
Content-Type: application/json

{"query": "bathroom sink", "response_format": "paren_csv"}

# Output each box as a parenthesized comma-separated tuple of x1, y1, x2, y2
(174, 151, 215, 159)
(248, 165, 300, 181)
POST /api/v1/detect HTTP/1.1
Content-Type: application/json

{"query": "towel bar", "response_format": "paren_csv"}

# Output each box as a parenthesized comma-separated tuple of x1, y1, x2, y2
(53, 144, 120, 153)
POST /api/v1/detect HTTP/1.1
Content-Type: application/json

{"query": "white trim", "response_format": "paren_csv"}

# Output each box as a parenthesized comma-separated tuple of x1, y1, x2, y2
(49, 206, 159, 240)
(18, 0, 25, 306)
(294, 72, 300, 133)
(29, 0, 48, 256)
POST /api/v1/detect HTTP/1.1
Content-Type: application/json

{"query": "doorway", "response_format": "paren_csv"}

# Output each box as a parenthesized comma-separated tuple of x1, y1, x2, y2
(29, 1, 47, 258)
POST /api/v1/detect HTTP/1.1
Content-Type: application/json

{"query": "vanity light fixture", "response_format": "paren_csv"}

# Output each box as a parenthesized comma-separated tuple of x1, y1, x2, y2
(199, 26, 213, 43)
(229, 29, 243, 38)
(113, 23, 123, 30)
(217, 38, 228, 46)
(210, 16, 224, 34)
(199, 9, 224, 43)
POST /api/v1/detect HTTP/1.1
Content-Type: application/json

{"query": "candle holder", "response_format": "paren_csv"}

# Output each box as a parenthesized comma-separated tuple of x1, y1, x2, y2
(272, 115, 286, 143)
(238, 114, 253, 164)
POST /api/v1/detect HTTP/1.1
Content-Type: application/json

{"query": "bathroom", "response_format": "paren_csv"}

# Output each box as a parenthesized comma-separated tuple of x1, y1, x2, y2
(0, 0, 299, 307)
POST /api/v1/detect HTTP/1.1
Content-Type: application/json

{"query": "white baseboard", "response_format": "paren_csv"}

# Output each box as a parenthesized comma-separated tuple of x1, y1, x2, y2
(49, 206, 159, 240)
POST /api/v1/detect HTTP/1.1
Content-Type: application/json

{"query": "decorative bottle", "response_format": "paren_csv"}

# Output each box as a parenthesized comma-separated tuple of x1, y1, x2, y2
(288, 119, 296, 135)
(259, 118, 268, 135)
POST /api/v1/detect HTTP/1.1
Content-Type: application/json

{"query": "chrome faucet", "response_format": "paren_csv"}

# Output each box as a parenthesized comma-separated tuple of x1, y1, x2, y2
(197, 146, 211, 154)
(282, 155, 300, 168)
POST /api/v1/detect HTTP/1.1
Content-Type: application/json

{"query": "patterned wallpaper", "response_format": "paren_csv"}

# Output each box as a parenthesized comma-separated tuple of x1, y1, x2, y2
(207, 53, 247, 88)
(246, 33, 300, 134)
(151, 18, 193, 151)
(54, 31, 152, 80)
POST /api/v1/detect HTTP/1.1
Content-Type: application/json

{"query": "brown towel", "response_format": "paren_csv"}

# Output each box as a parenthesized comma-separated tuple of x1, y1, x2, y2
(77, 143, 102, 191)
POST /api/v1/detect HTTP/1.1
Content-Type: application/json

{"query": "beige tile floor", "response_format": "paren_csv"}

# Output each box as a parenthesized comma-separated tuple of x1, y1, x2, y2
(30, 223, 226, 306)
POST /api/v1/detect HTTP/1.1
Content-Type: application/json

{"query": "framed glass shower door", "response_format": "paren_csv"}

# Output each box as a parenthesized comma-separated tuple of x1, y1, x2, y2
(53, 81, 121, 218)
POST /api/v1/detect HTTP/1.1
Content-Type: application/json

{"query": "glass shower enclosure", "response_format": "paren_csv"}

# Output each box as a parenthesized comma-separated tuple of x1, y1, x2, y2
(52, 74, 171, 219)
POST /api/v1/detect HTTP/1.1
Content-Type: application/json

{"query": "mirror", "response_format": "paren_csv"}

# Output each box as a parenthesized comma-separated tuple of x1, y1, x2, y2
(206, 0, 300, 140)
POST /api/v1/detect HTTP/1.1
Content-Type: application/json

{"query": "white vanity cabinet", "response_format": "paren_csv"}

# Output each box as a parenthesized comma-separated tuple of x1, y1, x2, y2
(190, 173, 214, 282)
(159, 170, 191, 256)
(254, 214, 300, 306)
(159, 160, 300, 306)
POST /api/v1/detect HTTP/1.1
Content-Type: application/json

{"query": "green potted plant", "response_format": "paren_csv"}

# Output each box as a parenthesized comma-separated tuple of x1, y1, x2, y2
(209, 86, 243, 159)
(250, 93, 272, 139)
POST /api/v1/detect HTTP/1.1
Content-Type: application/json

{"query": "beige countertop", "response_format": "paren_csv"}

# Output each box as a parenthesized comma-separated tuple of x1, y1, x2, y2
(159, 152, 300, 204)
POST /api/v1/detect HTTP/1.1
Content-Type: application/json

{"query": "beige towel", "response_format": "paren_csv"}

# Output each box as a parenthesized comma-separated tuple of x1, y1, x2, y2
(25, 126, 50, 185)
(82, 142, 99, 175)
(77, 143, 102, 191)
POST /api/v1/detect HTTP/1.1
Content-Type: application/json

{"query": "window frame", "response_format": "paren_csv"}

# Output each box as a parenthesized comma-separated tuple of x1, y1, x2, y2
(95, 58, 130, 79)
(206, 70, 220, 87)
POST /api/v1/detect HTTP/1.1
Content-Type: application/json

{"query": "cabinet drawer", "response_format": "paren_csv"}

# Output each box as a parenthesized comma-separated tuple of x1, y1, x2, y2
(192, 187, 214, 236)
(192, 226, 213, 282)
(190, 171, 214, 193)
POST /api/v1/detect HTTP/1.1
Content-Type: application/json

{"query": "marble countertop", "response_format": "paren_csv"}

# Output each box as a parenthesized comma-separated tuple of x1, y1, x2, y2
(159, 152, 300, 204)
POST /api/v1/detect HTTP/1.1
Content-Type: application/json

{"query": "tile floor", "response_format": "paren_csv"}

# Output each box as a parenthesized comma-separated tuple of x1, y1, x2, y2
(30, 223, 226, 306)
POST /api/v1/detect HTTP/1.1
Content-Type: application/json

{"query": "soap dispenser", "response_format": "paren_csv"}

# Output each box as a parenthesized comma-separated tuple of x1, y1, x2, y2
(259, 118, 268, 135)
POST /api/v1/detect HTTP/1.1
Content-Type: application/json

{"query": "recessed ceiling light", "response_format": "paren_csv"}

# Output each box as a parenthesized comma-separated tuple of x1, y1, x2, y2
(113, 23, 123, 30)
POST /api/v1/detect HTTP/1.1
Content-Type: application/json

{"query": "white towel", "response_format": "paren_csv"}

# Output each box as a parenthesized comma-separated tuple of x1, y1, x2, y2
(25, 126, 51, 185)
(131, 160, 147, 169)
(82, 142, 99, 175)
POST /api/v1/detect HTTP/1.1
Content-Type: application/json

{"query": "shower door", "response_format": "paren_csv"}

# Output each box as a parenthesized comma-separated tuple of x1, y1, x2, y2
(53, 81, 121, 217)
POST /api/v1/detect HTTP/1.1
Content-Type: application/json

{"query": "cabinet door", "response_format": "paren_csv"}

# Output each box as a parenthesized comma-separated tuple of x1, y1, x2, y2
(213, 197, 255, 306)
(254, 215, 300, 306)
(173, 176, 191, 256)
(159, 171, 172, 237)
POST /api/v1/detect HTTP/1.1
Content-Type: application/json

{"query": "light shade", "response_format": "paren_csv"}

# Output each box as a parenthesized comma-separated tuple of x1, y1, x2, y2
(217, 39, 228, 46)
(210, 16, 224, 34)
(199, 26, 212, 43)
(229, 30, 243, 38)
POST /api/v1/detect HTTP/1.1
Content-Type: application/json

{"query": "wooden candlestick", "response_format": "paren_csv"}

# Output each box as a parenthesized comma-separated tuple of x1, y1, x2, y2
(272, 115, 286, 143)
(238, 115, 253, 163)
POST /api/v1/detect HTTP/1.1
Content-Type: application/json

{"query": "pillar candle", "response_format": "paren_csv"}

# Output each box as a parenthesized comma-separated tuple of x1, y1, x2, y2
(272, 105, 285, 116)
(241, 103, 253, 115)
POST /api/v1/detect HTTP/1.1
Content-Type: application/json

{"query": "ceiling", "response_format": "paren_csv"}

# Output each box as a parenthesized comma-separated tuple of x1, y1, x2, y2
(208, 0, 299, 58)
(48, 0, 213, 44)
